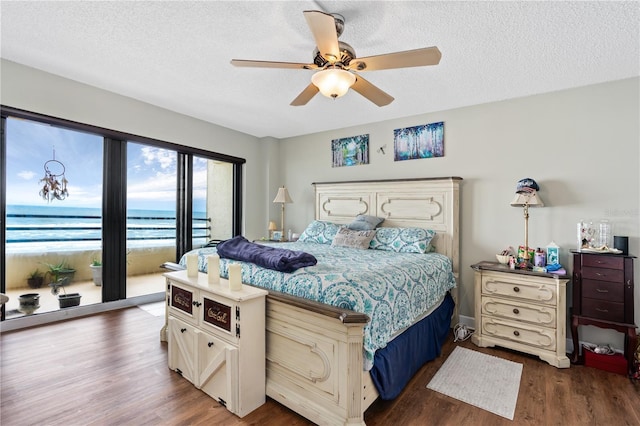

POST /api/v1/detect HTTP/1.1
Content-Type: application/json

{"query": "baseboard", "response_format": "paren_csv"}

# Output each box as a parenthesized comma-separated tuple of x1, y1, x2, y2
(458, 314, 475, 330)
(0, 292, 165, 333)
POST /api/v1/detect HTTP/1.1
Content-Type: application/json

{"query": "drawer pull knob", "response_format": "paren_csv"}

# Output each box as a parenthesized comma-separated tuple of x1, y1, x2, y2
(596, 308, 609, 313)
(596, 289, 609, 293)
(595, 272, 604, 277)
(208, 342, 214, 347)
(513, 308, 520, 314)
(513, 330, 520, 337)
(180, 328, 187, 333)
(513, 287, 520, 293)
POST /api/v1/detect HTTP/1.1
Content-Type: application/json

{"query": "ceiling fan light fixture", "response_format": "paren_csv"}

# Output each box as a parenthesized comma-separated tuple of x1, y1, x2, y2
(311, 67, 356, 99)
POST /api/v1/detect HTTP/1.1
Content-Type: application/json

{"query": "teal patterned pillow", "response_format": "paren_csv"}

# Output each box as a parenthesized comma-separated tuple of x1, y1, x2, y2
(298, 220, 341, 244)
(369, 227, 436, 253)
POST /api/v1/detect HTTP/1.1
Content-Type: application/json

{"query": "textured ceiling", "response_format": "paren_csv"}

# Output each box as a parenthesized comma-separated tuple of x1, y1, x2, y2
(1, 1, 638, 139)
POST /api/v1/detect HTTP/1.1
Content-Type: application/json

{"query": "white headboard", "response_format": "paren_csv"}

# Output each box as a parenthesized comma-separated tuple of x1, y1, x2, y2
(313, 177, 462, 276)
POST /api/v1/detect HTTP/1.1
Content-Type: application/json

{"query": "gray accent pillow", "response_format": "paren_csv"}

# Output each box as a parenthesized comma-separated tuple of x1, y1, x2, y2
(331, 227, 376, 250)
(347, 215, 385, 231)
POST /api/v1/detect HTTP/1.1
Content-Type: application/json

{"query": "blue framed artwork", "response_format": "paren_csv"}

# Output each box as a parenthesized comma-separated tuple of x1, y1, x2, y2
(331, 134, 369, 167)
(393, 121, 444, 161)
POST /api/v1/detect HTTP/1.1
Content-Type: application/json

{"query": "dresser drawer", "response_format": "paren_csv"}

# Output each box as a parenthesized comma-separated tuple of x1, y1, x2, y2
(481, 316, 556, 351)
(582, 279, 624, 302)
(481, 273, 557, 306)
(582, 298, 624, 322)
(582, 266, 624, 283)
(482, 296, 556, 327)
(582, 254, 624, 270)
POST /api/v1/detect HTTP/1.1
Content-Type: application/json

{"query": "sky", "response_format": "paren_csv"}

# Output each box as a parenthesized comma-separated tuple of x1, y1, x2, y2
(6, 117, 207, 212)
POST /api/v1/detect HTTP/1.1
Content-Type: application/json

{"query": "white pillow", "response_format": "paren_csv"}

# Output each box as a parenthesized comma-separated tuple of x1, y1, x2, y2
(331, 227, 376, 250)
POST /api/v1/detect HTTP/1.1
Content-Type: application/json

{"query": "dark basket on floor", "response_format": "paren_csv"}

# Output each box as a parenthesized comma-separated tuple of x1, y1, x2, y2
(58, 293, 81, 308)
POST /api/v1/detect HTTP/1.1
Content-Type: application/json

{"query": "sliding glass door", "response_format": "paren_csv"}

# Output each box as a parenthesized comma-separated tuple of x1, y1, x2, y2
(125, 142, 177, 299)
(1, 106, 245, 324)
(4, 116, 104, 317)
(193, 155, 234, 247)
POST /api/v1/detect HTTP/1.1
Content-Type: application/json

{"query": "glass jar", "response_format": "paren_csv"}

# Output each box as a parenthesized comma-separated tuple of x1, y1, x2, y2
(598, 220, 613, 248)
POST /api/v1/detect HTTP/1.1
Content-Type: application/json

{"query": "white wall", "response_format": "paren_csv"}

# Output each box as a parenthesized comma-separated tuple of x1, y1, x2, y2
(3, 58, 638, 350)
(0, 59, 268, 241)
(279, 78, 640, 349)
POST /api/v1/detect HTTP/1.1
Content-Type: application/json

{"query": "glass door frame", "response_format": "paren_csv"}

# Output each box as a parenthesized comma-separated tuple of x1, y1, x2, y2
(1, 105, 245, 316)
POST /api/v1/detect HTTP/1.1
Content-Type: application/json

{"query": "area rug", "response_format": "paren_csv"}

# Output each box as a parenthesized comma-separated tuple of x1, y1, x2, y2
(426, 346, 522, 420)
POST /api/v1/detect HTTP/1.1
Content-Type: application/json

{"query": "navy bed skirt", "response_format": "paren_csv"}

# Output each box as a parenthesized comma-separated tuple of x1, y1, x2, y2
(369, 292, 455, 400)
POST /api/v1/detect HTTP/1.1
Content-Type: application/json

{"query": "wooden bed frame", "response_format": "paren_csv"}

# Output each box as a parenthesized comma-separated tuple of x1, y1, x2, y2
(264, 177, 461, 425)
(161, 177, 461, 425)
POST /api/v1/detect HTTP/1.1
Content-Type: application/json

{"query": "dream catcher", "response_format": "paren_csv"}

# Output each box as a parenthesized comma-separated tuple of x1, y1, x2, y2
(39, 148, 69, 202)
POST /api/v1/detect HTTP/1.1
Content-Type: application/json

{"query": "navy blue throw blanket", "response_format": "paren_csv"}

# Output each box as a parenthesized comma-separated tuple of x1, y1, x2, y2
(216, 236, 317, 273)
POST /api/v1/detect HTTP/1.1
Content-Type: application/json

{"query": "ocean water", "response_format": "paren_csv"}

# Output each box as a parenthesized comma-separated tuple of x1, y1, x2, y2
(6, 205, 207, 253)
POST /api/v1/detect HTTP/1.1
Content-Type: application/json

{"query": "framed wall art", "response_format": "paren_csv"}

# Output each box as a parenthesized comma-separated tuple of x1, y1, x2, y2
(331, 134, 369, 167)
(393, 121, 444, 161)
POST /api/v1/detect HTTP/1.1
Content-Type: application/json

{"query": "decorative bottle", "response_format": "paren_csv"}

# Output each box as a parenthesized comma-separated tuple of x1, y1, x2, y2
(534, 248, 546, 267)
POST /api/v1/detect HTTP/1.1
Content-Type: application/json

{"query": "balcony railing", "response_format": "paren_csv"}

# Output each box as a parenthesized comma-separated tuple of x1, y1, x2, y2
(6, 213, 210, 244)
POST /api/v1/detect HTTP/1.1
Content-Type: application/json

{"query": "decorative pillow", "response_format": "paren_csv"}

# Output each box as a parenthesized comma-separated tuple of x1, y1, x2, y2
(298, 220, 341, 244)
(331, 227, 376, 250)
(369, 227, 436, 253)
(347, 214, 385, 231)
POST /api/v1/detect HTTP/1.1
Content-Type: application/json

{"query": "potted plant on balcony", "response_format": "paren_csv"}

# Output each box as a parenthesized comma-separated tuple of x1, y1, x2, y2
(49, 276, 81, 308)
(44, 260, 76, 285)
(27, 269, 44, 289)
(90, 259, 102, 286)
(45, 260, 80, 308)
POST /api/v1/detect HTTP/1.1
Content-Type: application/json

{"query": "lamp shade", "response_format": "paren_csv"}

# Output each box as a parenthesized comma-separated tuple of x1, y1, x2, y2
(311, 67, 356, 99)
(511, 192, 544, 207)
(268, 221, 277, 231)
(273, 187, 293, 204)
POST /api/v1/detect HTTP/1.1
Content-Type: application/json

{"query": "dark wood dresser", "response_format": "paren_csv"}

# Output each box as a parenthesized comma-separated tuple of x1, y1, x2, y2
(570, 250, 637, 374)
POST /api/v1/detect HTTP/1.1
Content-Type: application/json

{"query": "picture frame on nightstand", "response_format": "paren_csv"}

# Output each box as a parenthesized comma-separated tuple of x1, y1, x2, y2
(546, 241, 559, 265)
(271, 231, 282, 241)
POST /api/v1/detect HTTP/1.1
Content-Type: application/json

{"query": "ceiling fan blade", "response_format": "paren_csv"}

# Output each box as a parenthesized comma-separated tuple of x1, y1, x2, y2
(349, 46, 441, 71)
(290, 84, 320, 106)
(351, 75, 394, 107)
(303, 10, 340, 62)
(231, 59, 318, 70)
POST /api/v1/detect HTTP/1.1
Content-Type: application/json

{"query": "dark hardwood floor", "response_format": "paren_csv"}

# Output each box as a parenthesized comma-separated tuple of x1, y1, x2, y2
(1, 306, 639, 425)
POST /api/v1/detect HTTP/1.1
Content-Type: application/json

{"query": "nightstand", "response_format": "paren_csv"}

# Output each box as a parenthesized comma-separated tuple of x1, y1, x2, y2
(471, 261, 570, 368)
(569, 250, 637, 374)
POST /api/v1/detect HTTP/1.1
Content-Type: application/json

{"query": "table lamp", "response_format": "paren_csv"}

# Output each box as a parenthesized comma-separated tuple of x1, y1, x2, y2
(268, 221, 277, 240)
(510, 178, 544, 267)
(273, 186, 293, 241)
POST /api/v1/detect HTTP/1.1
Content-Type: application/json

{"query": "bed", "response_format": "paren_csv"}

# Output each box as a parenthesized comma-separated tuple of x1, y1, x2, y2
(161, 177, 461, 425)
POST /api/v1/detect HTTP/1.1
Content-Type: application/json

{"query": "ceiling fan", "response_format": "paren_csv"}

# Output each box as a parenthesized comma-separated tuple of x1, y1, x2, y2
(230, 10, 441, 107)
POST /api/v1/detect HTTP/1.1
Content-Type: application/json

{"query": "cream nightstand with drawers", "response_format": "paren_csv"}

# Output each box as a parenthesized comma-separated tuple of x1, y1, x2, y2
(471, 262, 570, 368)
(164, 270, 268, 417)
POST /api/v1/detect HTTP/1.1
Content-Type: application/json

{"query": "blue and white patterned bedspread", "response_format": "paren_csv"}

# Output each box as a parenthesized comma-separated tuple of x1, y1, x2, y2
(181, 241, 456, 370)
